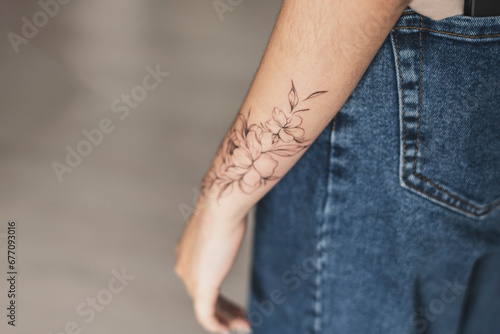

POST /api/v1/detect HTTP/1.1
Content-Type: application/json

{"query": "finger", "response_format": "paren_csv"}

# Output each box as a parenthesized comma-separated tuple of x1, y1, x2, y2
(216, 295, 251, 331)
(218, 295, 247, 318)
(217, 308, 250, 331)
(194, 296, 230, 333)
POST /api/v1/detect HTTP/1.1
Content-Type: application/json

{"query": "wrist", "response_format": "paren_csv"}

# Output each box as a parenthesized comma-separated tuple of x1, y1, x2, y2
(193, 187, 249, 223)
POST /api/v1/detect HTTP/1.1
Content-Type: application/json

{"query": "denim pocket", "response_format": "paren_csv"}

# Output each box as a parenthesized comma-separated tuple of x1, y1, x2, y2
(391, 13, 500, 218)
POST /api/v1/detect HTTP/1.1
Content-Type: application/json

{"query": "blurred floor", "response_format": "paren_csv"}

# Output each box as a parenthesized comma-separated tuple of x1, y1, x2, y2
(0, 0, 281, 333)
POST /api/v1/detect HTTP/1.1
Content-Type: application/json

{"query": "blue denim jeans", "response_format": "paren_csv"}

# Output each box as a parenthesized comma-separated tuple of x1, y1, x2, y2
(249, 7, 500, 334)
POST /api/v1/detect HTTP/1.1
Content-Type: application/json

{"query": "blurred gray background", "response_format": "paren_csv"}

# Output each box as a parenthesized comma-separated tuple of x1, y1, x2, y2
(0, 0, 281, 333)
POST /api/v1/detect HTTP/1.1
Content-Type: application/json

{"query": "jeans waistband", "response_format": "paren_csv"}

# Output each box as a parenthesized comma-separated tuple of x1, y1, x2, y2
(395, 6, 500, 38)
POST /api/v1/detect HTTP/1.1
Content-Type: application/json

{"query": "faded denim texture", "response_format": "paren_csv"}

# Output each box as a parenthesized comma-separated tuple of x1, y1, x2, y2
(249, 7, 500, 334)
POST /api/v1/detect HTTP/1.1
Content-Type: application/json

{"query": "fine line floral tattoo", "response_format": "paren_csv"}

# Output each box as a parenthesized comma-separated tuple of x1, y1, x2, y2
(203, 81, 328, 199)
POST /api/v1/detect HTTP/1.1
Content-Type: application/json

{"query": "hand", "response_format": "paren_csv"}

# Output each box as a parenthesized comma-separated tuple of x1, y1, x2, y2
(175, 209, 251, 333)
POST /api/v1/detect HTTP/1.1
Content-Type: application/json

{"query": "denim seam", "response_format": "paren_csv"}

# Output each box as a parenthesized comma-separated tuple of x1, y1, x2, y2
(394, 26, 500, 39)
(393, 21, 500, 218)
(313, 117, 336, 333)
(413, 15, 423, 176)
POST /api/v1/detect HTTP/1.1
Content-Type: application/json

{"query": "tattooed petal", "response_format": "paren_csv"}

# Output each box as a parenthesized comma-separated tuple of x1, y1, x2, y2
(229, 131, 245, 150)
(272, 107, 282, 121)
(232, 148, 253, 168)
(253, 153, 278, 179)
(266, 120, 282, 134)
(261, 131, 274, 151)
(275, 109, 287, 126)
(232, 113, 246, 136)
(226, 134, 237, 155)
(225, 166, 249, 179)
(219, 162, 228, 174)
(246, 130, 262, 160)
(272, 134, 279, 144)
(288, 81, 299, 110)
(224, 170, 242, 181)
(240, 168, 261, 193)
(225, 153, 235, 167)
(278, 129, 294, 143)
(287, 115, 302, 128)
(285, 126, 305, 138)
(248, 124, 263, 138)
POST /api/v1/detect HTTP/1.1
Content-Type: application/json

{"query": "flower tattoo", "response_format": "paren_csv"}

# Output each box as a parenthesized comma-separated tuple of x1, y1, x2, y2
(203, 81, 328, 199)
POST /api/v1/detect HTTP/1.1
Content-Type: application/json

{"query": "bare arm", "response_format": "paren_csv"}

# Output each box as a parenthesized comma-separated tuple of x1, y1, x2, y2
(176, 1, 410, 332)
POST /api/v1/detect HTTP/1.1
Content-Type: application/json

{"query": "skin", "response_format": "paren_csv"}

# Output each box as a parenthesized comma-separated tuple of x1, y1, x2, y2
(175, 0, 411, 332)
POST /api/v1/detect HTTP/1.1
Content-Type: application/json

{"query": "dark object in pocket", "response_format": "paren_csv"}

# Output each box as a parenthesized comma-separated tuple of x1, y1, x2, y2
(464, 0, 500, 17)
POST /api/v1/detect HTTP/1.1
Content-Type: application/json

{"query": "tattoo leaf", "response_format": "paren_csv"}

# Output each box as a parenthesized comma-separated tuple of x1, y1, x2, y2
(288, 81, 299, 111)
(304, 91, 328, 101)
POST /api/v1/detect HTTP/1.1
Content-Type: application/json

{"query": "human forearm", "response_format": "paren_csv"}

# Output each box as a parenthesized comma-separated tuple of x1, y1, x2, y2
(177, 1, 412, 331)
(198, 0, 410, 220)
